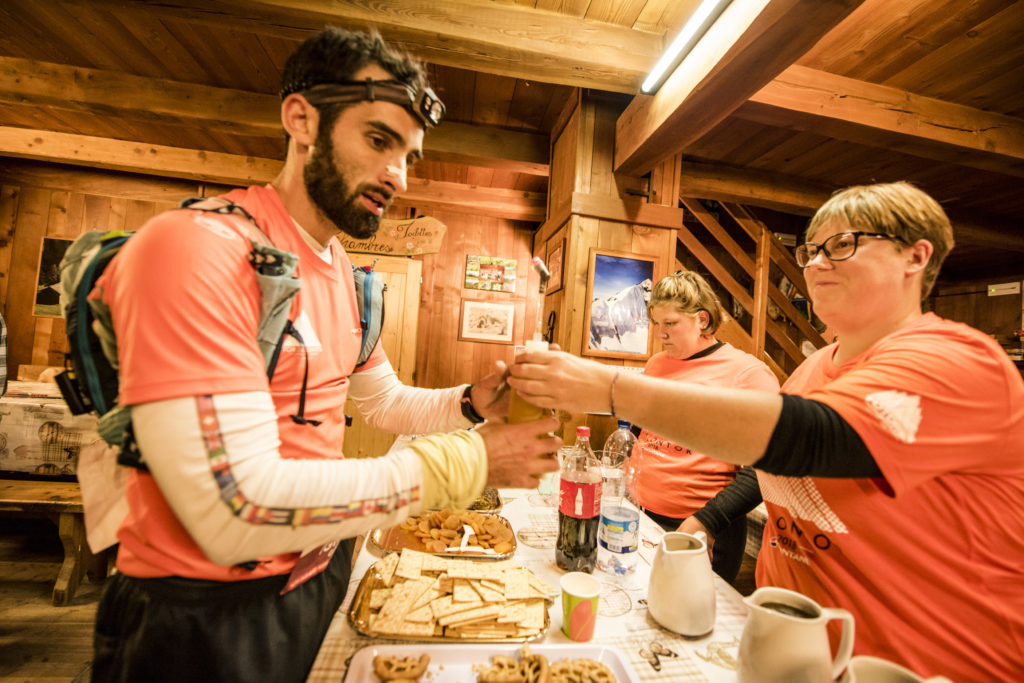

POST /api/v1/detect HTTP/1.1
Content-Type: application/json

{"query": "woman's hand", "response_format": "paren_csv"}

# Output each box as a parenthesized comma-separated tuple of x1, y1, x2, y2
(507, 349, 617, 415)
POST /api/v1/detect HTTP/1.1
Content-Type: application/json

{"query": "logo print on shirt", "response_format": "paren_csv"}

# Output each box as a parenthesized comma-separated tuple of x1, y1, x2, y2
(283, 310, 322, 353)
(866, 390, 921, 444)
(759, 472, 849, 535)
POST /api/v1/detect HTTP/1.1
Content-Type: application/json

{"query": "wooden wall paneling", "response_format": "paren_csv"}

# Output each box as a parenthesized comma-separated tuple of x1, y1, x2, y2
(0, 185, 20, 308)
(569, 215, 600, 357)
(588, 98, 618, 197)
(550, 106, 580, 209)
(5, 186, 49, 375)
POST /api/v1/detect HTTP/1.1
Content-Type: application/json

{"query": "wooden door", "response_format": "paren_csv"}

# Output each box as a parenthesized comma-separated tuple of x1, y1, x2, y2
(342, 254, 422, 459)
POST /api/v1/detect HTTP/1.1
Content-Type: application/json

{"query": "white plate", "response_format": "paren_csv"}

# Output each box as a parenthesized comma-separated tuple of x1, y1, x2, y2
(345, 642, 640, 682)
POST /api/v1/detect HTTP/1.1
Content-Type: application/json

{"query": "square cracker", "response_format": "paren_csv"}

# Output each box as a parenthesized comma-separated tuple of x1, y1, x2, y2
(368, 587, 392, 610)
(395, 548, 425, 580)
(375, 552, 400, 587)
(502, 569, 532, 600)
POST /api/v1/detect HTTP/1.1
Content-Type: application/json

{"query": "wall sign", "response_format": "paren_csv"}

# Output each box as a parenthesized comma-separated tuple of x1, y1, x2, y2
(340, 216, 447, 256)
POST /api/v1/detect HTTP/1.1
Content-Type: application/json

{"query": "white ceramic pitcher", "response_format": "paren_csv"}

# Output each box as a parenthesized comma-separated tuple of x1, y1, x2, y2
(737, 586, 854, 683)
(646, 531, 715, 637)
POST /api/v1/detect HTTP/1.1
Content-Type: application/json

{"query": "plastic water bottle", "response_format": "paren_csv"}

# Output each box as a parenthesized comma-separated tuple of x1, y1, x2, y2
(601, 420, 637, 502)
(597, 420, 640, 577)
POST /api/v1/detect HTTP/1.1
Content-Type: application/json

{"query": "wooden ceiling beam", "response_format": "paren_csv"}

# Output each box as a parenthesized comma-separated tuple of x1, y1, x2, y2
(0, 126, 543, 220)
(679, 160, 1024, 253)
(614, 0, 864, 177)
(0, 56, 549, 176)
(71, 0, 660, 93)
(739, 65, 1024, 178)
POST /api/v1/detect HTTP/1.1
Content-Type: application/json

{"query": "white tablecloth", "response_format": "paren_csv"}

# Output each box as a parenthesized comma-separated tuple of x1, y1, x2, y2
(306, 488, 749, 682)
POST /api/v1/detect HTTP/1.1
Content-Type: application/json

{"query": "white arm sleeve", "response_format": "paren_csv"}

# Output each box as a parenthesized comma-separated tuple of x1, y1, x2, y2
(131, 392, 428, 566)
(348, 359, 472, 434)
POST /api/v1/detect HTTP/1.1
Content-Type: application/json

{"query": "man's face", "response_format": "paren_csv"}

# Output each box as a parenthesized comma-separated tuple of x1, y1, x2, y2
(303, 65, 425, 240)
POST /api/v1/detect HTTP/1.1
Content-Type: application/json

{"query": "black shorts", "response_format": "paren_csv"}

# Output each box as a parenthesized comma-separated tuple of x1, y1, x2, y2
(92, 539, 354, 683)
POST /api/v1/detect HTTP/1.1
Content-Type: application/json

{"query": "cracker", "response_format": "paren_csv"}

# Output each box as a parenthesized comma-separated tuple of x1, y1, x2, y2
(394, 548, 425, 580)
(368, 587, 392, 609)
(502, 569, 532, 600)
(376, 552, 400, 587)
(453, 578, 481, 603)
(438, 603, 501, 626)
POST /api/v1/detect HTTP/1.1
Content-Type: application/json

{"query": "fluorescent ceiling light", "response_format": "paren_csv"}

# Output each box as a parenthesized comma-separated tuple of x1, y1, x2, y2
(641, 0, 734, 94)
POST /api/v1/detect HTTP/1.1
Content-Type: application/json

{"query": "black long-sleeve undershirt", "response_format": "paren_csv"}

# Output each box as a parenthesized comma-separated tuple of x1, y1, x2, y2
(692, 393, 881, 538)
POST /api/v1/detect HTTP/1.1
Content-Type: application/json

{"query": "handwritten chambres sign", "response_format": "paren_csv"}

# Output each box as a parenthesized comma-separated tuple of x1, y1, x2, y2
(339, 216, 447, 256)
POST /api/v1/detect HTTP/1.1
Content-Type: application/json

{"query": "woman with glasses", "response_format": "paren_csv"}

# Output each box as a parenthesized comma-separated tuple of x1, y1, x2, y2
(633, 270, 779, 583)
(509, 182, 1024, 681)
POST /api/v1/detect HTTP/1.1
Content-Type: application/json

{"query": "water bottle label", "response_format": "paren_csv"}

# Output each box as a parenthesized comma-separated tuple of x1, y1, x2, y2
(559, 478, 600, 518)
(599, 506, 640, 553)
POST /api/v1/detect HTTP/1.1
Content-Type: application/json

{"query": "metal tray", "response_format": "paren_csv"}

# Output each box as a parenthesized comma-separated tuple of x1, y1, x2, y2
(344, 643, 641, 682)
(348, 558, 550, 643)
(369, 510, 517, 560)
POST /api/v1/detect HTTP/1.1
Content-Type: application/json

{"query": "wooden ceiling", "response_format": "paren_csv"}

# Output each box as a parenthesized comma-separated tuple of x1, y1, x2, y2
(1, 0, 1022, 283)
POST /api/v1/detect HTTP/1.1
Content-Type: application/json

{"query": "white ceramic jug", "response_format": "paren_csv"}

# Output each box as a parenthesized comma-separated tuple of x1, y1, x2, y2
(737, 586, 854, 683)
(646, 531, 715, 637)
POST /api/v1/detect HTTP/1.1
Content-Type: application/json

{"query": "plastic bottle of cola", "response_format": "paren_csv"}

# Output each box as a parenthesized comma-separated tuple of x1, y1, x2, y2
(556, 426, 602, 573)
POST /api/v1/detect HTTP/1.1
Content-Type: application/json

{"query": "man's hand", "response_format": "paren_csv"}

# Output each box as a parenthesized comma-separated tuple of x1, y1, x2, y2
(470, 360, 512, 421)
(678, 516, 716, 560)
(476, 415, 561, 488)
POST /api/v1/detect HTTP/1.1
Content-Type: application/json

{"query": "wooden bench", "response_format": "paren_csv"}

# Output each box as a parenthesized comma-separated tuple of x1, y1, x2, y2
(0, 478, 108, 605)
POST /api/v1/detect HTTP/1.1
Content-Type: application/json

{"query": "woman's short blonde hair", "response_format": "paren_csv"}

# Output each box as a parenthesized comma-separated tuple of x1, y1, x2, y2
(807, 181, 954, 299)
(648, 270, 723, 334)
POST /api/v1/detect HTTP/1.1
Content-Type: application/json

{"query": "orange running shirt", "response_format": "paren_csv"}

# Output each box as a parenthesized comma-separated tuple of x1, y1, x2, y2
(756, 313, 1024, 681)
(635, 343, 779, 518)
(96, 185, 386, 580)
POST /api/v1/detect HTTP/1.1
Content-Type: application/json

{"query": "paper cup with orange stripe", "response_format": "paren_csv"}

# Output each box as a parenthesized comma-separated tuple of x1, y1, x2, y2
(560, 572, 600, 641)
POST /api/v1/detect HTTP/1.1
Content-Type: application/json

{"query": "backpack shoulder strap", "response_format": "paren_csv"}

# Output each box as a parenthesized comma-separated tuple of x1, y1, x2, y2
(178, 197, 300, 377)
(352, 260, 387, 367)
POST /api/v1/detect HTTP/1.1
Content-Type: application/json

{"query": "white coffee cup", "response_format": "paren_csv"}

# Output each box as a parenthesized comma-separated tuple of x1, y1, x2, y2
(840, 655, 953, 683)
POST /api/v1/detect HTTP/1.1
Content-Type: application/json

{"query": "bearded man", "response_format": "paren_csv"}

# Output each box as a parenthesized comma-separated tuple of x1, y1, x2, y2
(90, 27, 558, 683)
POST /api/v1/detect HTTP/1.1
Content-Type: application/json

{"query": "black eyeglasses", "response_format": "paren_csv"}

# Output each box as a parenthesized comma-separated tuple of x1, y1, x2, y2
(795, 231, 906, 267)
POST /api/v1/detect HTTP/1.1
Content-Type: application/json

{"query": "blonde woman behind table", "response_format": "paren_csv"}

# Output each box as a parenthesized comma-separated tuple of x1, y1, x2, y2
(632, 271, 779, 582)
(509, 182, 1024, 680)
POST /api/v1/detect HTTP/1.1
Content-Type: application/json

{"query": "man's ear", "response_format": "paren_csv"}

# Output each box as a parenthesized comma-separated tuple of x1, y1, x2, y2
(906, 238, 934, 277)
(281, 93, 319, 149)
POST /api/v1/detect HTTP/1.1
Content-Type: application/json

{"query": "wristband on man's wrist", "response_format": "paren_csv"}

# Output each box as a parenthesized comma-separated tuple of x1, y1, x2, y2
(460, 384, 486, 424)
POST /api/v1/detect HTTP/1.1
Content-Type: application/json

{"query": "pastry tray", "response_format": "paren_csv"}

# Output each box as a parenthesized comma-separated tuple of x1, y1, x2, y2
(348, 561, 550, 643)
(369, 511, 517, 560)
(344, 643, 641, 682)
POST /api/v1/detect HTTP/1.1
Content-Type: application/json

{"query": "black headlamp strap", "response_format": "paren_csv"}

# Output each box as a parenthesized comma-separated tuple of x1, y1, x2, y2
(299, 78, 444, 128)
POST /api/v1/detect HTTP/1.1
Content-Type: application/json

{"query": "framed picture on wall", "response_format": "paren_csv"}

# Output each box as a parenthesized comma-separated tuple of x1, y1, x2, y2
(464, 254, 517, 293)
(458, 299, 515, 344)
(582, 248, 659, 360)
(545, 236, 564, 294)
(34, 237, 73, 317)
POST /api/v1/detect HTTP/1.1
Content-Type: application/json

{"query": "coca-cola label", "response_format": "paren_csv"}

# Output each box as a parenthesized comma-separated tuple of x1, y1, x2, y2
(559, 478, 600, 518)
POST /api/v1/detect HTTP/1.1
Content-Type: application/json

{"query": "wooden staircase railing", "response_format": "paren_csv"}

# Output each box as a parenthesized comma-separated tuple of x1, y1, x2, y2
(677, 198, 828, 380)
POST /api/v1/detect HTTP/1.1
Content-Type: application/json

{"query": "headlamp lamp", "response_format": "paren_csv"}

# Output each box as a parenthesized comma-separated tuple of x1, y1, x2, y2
(299, 78, 445, 128)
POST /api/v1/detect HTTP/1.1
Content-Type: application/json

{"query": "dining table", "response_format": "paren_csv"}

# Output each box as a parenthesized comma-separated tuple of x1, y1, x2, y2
(306, 487, 751, 682)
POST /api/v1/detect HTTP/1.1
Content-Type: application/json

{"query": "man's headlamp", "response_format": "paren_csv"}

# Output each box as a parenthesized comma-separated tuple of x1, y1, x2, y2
(299, 78, 445, 128)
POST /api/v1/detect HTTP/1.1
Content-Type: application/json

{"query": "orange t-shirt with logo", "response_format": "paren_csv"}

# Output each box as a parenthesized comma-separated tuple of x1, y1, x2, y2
(756, 313, 1024, 681)
(636, 343, 779, 518)
(96, 185, 386, 580)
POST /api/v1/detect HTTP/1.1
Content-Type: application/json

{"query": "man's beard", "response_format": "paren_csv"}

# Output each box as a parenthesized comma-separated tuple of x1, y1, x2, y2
(303, 134, 382, 240)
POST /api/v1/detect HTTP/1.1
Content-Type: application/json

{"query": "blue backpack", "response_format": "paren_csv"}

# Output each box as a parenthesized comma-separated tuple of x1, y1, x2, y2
(56, 197, 385, 468)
